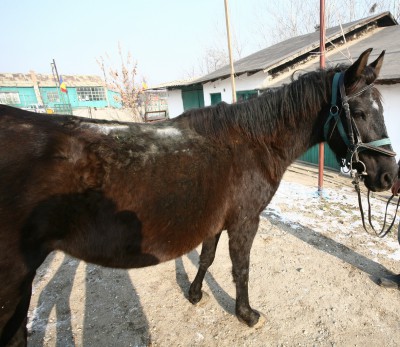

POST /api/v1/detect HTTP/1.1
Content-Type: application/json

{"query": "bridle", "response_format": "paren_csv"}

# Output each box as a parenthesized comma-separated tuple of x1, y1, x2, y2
(323, 72, 399, 237)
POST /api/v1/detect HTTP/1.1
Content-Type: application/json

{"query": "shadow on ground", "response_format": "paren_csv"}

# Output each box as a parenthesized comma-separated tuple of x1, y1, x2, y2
(29, 254, 150, 346)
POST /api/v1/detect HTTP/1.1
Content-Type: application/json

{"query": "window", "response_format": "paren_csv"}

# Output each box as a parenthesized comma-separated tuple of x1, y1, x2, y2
(77, 87, 106, 101)
(236, 90, 258, 102)
(0, 92, 20, 105)
(46, 91, 59, 102)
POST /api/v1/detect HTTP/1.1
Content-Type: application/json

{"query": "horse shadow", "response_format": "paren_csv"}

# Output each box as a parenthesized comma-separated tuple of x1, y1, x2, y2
(29, 253, 151, 346)
(260, 210, 395, 282)
(174, 250, 236, 316)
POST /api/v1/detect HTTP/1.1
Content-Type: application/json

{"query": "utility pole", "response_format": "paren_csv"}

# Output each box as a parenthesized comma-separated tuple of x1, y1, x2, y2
(51, 59, 61, 87)
(318, 0, 326, 193)
(224, 0, 237, 103)
(51, 59, 72, 113)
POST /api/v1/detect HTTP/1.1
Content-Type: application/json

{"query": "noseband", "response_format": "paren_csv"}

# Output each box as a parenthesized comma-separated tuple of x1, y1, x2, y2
(324, 72, 399, 237)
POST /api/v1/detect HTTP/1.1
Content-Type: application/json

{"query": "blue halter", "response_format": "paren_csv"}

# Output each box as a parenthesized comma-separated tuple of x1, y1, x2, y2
(323, 72, 396, 172)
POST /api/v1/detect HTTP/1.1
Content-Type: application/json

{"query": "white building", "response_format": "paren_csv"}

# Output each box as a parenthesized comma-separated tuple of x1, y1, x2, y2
(161, 12, 400, 168)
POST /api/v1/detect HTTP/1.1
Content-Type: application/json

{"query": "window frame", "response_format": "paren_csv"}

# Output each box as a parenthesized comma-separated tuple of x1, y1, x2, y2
(76, 87, 106, 101)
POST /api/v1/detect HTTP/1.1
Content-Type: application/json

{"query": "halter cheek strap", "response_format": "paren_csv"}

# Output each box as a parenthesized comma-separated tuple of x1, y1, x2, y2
(324, 73, 348, 145)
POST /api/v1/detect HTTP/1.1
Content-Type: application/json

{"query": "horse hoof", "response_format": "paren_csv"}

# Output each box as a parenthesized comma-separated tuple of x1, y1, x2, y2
(252, 312, 266, 329)
(237, 310, 266, 328)
(194, 291, 210, 306)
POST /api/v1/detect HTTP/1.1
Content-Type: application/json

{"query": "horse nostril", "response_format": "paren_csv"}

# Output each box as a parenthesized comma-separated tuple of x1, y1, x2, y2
(380, 172, 394, 189)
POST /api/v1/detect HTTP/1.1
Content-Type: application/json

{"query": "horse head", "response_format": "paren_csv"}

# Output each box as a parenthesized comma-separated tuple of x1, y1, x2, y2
(325, 48, 398, 192)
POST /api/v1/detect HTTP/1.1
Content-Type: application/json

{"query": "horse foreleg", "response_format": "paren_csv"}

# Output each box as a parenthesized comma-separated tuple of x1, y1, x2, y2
(188, 232, 222, 305)
(228, 218, 261, 327)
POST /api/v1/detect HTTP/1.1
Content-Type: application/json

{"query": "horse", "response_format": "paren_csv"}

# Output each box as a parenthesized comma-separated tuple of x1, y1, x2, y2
(0, 48, 398, 346)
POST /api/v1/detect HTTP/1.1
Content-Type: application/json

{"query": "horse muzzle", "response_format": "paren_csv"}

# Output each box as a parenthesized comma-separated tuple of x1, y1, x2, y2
(362, 159, 398, 192)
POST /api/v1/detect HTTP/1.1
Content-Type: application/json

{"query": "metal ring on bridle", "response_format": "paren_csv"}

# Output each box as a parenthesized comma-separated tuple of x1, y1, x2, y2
(330, 105, 339, 115)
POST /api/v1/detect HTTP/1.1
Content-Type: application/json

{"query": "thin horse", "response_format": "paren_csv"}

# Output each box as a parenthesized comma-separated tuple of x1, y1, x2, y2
(0, 49, 398, 346)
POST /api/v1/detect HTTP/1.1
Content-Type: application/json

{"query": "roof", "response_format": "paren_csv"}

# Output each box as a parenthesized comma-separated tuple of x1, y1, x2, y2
(172, 11, 398, 88)
(0, 72, 104, 87)
(266, 24, 400, 87)
(148, 77, 200, 90)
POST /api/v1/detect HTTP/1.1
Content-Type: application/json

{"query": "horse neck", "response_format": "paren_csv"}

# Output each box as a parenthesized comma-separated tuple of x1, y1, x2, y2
(182, 71, 331, 165)
(232, 79, 329, 154)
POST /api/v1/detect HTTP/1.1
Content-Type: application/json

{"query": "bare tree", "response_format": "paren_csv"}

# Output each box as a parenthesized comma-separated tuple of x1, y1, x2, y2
(97, 43, 145, 122)
(197, 47, 230, 75)
(185, 18, 245, 79)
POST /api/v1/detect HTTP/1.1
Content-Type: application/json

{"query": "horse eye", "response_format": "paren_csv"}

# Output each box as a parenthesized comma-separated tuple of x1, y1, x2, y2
(353, 111, 365, 119)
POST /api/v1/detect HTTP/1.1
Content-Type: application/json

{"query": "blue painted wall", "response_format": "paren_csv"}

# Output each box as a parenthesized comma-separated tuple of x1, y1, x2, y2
(0, 87, 37, 107)
(0, 86, 122, 109)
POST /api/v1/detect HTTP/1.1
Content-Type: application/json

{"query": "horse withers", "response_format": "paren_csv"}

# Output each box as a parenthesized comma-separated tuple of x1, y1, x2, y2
(0, 49, 397, 346)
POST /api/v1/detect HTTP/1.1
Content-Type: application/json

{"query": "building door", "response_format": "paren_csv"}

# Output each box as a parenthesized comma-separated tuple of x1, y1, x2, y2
(182, 85, 204, 111)
(210, 93, 222, 105)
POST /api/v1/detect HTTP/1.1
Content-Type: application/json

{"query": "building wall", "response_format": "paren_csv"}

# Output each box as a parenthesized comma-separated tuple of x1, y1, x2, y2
(39, 87, 70, 109)
(107, 90, 121, 108)
(0, 85, 122, 111)
(378, 84, 400, 162)
(167, 89, 184, 118)
(0, 86, 38, 107)
(166, 71, 268, 118)
(202, 71, 267, 106)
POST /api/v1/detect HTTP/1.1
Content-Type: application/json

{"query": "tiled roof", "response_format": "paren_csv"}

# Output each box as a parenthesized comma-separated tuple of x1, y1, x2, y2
(0, 72, 104, 87)
(148, 77, 200, 90)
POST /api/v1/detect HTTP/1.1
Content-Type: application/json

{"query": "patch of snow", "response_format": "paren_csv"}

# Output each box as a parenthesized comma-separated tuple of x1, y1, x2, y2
(263, 180, 400, 260)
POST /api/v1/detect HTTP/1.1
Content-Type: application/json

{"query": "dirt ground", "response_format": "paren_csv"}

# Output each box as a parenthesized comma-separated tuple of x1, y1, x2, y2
(27, 163, 400, 347)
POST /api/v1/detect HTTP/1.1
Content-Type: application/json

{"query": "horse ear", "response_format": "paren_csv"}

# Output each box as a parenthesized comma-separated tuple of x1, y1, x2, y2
(344, 48, 373, 87)
(368, 50, 385, 77)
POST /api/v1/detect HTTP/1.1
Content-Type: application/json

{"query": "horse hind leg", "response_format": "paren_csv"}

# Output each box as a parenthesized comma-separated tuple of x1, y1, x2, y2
(188, 232, 222, 305)
(0, 280, 33, 347)
(1, 241, 47, 346)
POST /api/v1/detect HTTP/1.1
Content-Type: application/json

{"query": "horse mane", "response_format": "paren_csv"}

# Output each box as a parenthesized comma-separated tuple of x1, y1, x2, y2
(178, 67, 346, 146)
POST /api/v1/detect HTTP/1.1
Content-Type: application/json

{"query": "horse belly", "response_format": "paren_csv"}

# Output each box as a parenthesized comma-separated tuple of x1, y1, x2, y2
(55, 185, 227, 269)
(86, 149, 231, 266)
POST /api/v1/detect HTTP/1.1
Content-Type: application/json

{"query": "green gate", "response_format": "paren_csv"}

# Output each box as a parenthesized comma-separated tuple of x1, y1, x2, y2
(298, 144, 340, 171)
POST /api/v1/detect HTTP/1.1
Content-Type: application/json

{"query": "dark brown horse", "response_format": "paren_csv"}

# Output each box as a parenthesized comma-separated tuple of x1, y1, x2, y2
(0, 49, 398, 346)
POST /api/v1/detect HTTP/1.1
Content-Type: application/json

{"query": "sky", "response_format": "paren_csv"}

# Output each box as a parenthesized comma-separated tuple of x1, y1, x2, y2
(0, 0, 264, 86)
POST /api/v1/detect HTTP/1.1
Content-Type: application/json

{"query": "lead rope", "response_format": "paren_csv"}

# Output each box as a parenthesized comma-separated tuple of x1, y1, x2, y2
(353, 176, 400, 238)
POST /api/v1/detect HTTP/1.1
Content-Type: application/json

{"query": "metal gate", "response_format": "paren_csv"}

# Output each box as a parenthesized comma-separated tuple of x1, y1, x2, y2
(298, 144, 340, 171)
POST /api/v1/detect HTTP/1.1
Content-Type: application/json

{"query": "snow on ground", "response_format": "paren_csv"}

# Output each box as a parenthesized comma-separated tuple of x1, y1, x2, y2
(262, 180, 400, 261)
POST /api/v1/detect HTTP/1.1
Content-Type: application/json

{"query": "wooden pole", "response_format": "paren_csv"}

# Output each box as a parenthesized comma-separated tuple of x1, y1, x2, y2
(224, 0, 237, 103)
(318, 0, 326, 192)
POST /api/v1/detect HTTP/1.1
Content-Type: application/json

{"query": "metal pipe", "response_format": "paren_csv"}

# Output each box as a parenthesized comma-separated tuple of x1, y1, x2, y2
(224, 0, 237, 103)
(318, 0, 326, 192)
